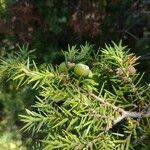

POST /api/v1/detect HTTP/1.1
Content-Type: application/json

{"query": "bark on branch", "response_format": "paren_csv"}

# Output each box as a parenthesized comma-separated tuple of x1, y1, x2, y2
(89, 93, 150, 130)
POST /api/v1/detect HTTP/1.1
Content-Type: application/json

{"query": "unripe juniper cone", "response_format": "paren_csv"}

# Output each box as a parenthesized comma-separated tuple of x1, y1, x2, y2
(59, 62, 75, 72)
(74, 64, 90, 77)
(59, 62, 68, 72)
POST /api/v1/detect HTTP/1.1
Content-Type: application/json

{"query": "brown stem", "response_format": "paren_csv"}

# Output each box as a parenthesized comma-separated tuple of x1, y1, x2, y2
(89, 93, 150, 130)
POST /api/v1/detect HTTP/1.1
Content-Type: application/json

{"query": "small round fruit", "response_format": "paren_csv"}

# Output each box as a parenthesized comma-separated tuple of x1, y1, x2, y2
(59, 62, 68, 72)
(74, 64, 90, 77)
(127, 66, 136, 74)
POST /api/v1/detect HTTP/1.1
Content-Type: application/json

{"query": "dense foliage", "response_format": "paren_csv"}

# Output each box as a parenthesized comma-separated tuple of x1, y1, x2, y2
(0, 42, 150, 149)
(0, 0, 150, 149)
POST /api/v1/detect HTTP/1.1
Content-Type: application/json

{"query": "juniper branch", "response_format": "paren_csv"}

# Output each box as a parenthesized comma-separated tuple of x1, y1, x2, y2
(89, 93, 150, 130)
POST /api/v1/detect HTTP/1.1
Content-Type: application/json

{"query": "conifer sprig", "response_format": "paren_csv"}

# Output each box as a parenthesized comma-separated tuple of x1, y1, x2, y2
(0, 42, 150, 149)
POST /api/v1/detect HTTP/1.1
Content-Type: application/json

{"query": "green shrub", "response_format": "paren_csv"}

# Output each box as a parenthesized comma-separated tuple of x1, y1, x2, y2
(0, 42, 150, 149)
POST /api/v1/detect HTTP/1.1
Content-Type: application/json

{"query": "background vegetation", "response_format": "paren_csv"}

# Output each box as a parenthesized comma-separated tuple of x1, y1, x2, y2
(0, 0, 150, 149)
